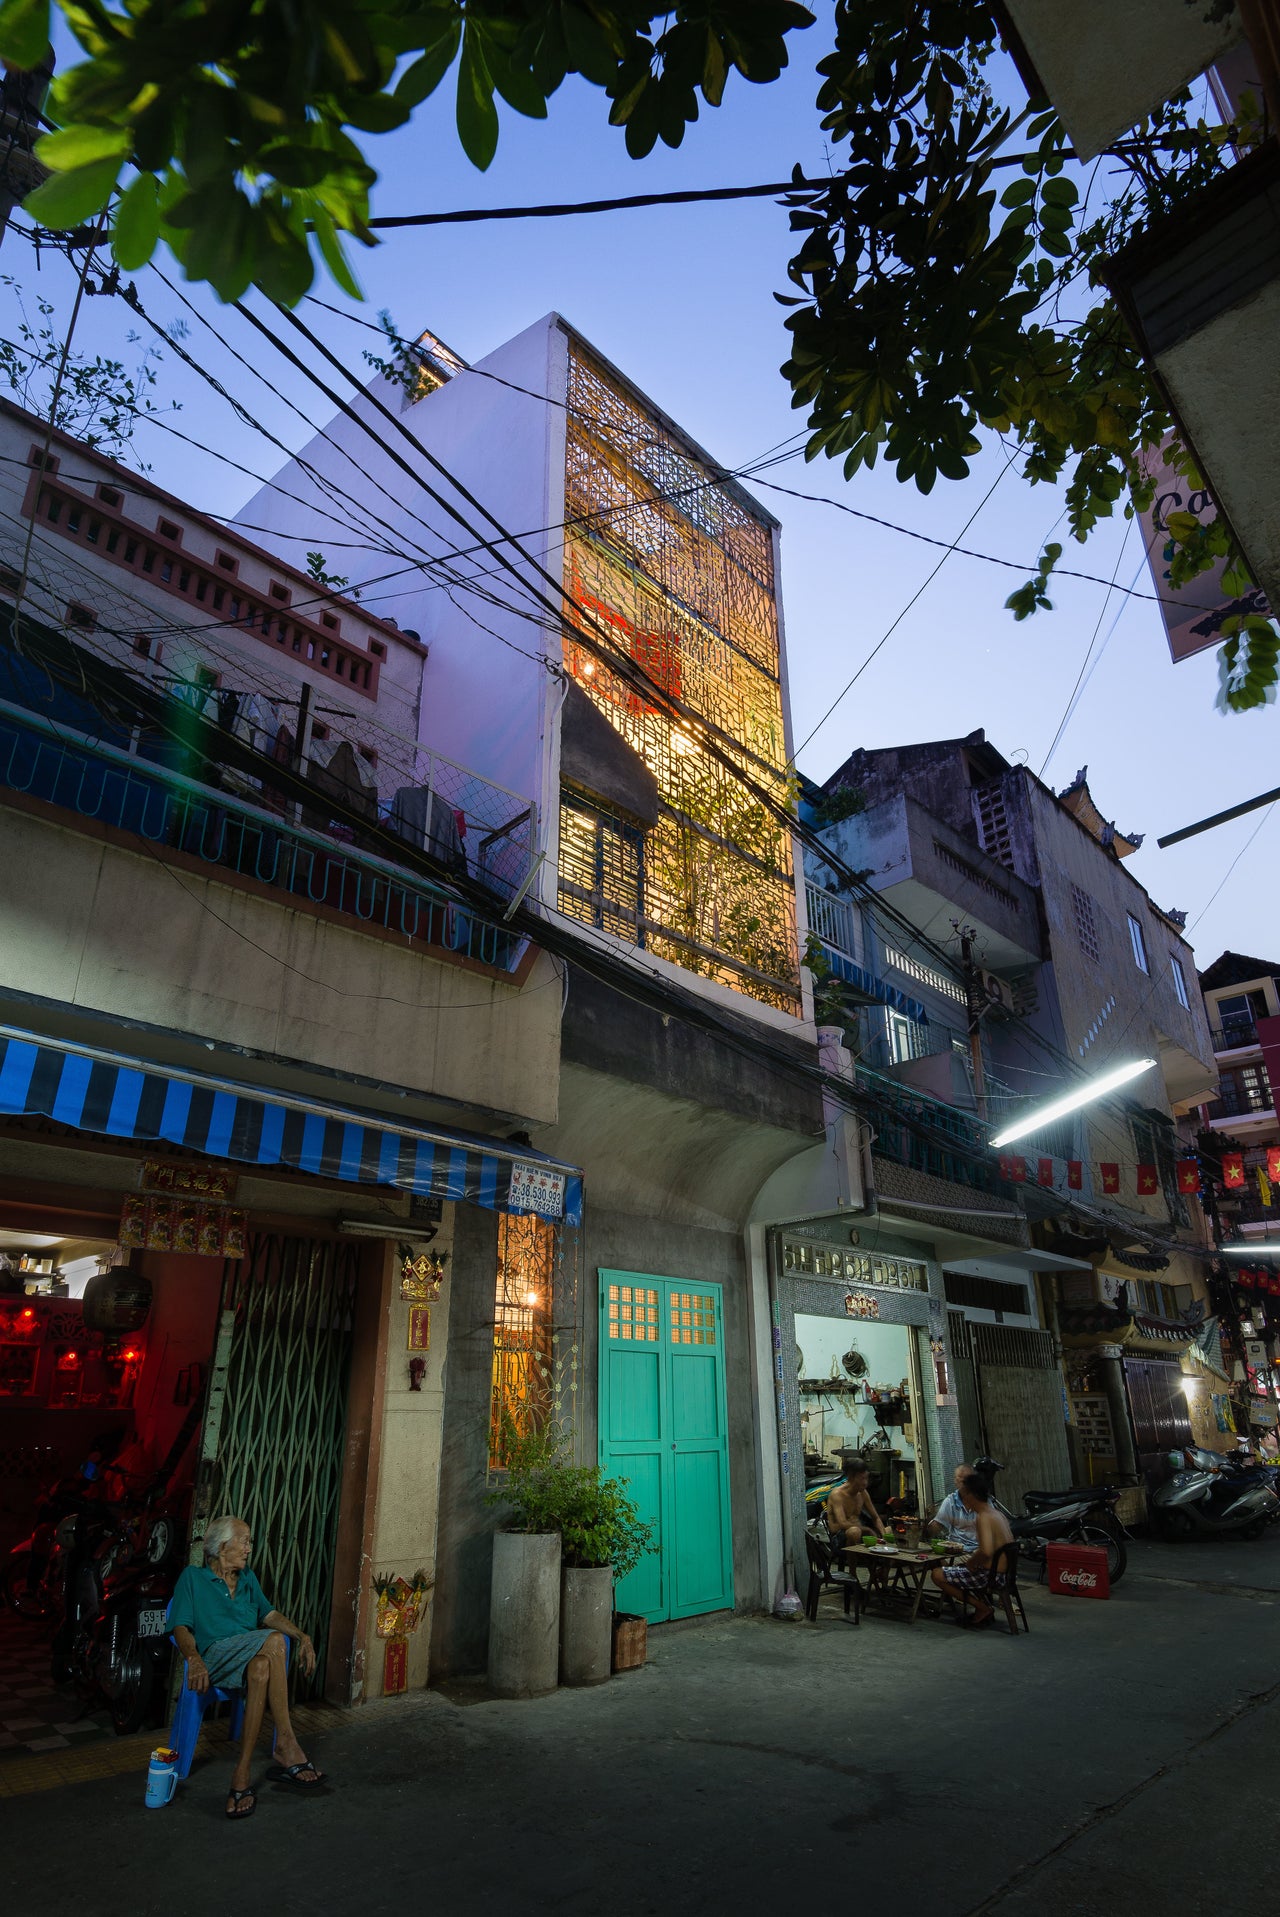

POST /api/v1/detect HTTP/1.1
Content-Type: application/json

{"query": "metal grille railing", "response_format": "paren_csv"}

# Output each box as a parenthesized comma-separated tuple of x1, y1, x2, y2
(805, 881, 858, 958)
(212, 1234, 360, 1699)
(0, 699, 526, 974)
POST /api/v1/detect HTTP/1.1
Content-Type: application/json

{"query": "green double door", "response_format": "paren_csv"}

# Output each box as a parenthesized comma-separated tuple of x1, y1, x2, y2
(598, 1270, 734, 1622)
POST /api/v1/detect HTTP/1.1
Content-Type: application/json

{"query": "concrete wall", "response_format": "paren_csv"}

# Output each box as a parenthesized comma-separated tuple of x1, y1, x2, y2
(362, 1204, 456, 1698)
(232, 318, 565, 842)
(0, 802, 562, 1128)
(428, 1200, 502, 1678)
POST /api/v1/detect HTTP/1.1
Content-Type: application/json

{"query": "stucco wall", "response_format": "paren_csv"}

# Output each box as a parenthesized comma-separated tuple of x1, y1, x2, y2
(0, 802, 562, 1127)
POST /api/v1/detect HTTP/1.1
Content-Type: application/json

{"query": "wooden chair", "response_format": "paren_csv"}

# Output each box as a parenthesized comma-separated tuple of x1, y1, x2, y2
(804, 1525, 860, 1624)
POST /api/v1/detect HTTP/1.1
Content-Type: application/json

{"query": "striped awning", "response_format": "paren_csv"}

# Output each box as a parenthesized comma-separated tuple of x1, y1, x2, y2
(820, 946, 928, 1023)
(0, 1029, 582, 1226)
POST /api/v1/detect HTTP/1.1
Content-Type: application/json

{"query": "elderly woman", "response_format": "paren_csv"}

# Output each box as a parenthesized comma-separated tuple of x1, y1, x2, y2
(168, 1514, 324, 1820)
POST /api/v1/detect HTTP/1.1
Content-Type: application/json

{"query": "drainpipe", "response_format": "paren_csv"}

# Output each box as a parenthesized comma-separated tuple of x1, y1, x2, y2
(765, 1228, 800, 1612)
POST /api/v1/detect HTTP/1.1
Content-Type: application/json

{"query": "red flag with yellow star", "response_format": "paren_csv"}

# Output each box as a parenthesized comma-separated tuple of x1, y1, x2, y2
(1100, 1163, 1120, 1194)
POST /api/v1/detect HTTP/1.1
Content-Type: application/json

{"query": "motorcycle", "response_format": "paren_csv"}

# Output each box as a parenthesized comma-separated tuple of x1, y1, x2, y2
(3, 1448, 125, 1622)
(974, 1456, 1129, 1584)
(70, 1504, 182, 1733)
(1149, 1446, 1280, 1541)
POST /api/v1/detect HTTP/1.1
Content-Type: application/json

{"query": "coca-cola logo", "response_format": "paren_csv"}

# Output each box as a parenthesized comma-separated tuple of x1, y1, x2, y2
(1058, 1568, 1098, 1588)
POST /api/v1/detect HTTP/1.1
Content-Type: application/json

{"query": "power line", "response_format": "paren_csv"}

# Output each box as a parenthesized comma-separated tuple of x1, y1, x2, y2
(792, 449, 1018, 761)
(360, 179, 819, 229)
(1037, 523, 1140, 779)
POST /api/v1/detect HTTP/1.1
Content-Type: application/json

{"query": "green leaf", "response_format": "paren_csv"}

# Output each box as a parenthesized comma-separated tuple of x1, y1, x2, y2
(24, 156, 120, 230)
(0, 0, 50, 70)
(455, 23, 499, 168)
(342, 90, 411, 134)
(35, 123, 130, 170)
(1040, 176, 1078, 205)
(312, 205, 364, 300)
(483, 36, 548, 119)
(395, 22, 461, 106)
(1000, 177, 1035, 208)
(110, 171, 160, 268)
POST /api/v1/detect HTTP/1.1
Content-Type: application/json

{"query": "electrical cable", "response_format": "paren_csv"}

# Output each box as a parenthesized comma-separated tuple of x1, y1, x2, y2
(791, 449, 1020, 761)
(1037, 522, 1139, 778)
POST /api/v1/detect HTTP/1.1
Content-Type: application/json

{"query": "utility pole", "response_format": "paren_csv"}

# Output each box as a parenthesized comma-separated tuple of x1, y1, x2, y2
(957, 923, 988, 1124)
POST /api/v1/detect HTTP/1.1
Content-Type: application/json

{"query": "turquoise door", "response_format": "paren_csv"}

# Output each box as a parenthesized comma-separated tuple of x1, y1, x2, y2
(598, 1271, 734, 1622)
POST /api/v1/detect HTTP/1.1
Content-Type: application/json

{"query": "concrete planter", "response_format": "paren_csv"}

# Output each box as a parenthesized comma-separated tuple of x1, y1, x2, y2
(488, 1531, 561, 1698)
(559, 1565, 614, 1686)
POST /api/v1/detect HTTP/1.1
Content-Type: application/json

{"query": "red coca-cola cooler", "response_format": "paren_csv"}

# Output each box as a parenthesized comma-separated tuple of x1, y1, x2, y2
(1046, 1541, 1110, 1599)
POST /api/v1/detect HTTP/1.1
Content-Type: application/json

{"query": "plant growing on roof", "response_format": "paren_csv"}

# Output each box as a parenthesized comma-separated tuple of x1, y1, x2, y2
(0, 275, 180, 463)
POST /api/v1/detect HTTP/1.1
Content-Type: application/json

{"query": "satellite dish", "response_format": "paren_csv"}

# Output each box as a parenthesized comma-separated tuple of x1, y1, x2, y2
(841, 1343, 868, 1380)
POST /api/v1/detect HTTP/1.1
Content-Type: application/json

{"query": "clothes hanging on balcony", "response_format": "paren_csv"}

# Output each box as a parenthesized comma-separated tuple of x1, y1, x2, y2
(390, 784, 467, 874)
(308, 738, 379, 825)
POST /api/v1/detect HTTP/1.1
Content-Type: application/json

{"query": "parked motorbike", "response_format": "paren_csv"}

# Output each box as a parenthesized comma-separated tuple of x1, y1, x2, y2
(3, 1447, 125, 1622)
(973, 1456, 1129, 1584)
(68, 1504, 182, 1733)
(1149, 1446, 1280, 1541)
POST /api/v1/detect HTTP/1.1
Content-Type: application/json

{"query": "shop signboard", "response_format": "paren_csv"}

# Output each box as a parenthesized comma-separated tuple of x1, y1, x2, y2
(509, 1162, 566, 1219)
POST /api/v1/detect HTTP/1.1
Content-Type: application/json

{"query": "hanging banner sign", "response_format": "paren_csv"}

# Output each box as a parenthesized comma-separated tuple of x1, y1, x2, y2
(1138, 437, 1271, 663)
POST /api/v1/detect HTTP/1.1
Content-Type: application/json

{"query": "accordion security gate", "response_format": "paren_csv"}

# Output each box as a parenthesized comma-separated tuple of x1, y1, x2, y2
(199, 1233, 360, 1698)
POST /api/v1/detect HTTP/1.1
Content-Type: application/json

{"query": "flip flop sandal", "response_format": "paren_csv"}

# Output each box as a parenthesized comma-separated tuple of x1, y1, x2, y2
(225, 1788, 256, 1821)
(266, 1761, 326, 1788)
(963, 1613, 995, 1631)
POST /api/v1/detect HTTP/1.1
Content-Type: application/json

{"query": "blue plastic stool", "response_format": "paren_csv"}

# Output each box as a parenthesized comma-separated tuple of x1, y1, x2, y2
(169, 1638, 288, 1780)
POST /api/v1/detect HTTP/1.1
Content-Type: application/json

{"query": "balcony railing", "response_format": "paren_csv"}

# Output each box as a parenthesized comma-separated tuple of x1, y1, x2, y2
(858, 1061, 1002, 1193)
(1206, 1077, 1274, 1121)
(1210, 1022, 1261, 1053)
(805, 879, 858, 958)
(0, 699, 529, 975)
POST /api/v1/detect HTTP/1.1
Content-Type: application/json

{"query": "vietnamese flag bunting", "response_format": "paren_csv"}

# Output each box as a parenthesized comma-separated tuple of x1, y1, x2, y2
(1067, 1161, 1083, 1190)
(1037, 1157, 1054, 1186)
(1136, 1164, 1158, 1195)
(1268, 1146, 1280, 1183)
(1176, 1159, 1200, 1193)
(1100, 1163, 1120, 1194)
(999, 1154, 1027, 1182)
(1223, 1152, 1246, 1189)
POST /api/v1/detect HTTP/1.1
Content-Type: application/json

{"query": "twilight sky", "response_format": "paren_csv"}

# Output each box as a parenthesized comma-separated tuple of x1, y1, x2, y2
(12, 14, 1277, 974)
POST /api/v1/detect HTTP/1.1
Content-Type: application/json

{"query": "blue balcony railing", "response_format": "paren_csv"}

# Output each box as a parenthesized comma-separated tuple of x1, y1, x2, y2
(0, 699, 528, 975)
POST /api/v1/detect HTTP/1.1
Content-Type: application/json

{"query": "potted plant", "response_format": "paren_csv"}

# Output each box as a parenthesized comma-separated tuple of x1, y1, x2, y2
(483, 1424, 566, 1699)
(553, 1468, 654, 1687)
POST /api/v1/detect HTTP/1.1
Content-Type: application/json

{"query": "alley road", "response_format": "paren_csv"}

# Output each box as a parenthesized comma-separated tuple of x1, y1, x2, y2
(6, 1533, 1279, 1916)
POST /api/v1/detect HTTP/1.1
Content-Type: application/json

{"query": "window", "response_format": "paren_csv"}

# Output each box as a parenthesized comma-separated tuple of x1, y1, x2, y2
(558, 791, 645, 942)
(888, 1011, 920, 1065)
(489, 1213, 557, 1470)
(1170, 955, 1190, 1009)
(1127, 913, 1149, 974)
(1071, 884, 1100, 963)
(65, 601, 96, 631)
(97, 484, 122, 508)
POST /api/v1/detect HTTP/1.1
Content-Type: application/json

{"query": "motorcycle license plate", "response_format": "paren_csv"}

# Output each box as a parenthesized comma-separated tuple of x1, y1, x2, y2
(137, 1609, 169, 1638)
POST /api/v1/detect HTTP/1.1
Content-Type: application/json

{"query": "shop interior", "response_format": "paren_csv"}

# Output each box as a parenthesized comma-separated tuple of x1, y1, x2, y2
(797, 1313, 926, 1513)
(0, 1227, 223, 1554)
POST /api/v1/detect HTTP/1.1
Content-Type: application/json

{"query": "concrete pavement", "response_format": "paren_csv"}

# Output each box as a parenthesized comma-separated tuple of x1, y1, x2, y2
(5, 1533, 1279, 1916)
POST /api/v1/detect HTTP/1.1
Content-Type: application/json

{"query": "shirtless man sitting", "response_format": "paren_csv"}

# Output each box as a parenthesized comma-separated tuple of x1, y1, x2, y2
(824, 1457, 886, 1547)
(928, 1471, 1013, 1629)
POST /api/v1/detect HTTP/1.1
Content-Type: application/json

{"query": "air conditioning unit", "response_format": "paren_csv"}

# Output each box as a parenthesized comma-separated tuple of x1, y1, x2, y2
(980, 970, 1016, 1014)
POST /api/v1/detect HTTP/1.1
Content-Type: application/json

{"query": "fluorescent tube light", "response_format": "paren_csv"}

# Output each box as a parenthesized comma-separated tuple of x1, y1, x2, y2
(989, 1058, 1158, 1148)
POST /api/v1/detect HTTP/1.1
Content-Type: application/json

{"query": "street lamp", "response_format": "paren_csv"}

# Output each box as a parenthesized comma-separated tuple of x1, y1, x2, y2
(989, 1058, 1158, 1149)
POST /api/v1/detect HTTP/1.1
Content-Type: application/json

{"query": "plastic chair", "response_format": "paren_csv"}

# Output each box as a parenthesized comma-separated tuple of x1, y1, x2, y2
(804, 1525, 860, 1624)
(169, 1637, 288, 1779)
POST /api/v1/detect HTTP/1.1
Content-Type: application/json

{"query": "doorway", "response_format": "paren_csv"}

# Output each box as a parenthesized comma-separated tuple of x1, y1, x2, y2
(598, 1270, 733, 1623)
(796, 1313, 929, 1511)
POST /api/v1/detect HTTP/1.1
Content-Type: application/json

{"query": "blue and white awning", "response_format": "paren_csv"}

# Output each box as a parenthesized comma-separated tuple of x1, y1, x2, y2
(820, 947, 928, 1023)
(0, 1029, 582, 1226)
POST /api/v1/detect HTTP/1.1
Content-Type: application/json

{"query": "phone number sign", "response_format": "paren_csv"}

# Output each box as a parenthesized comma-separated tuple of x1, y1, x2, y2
(509, 1162, 567, 1220)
